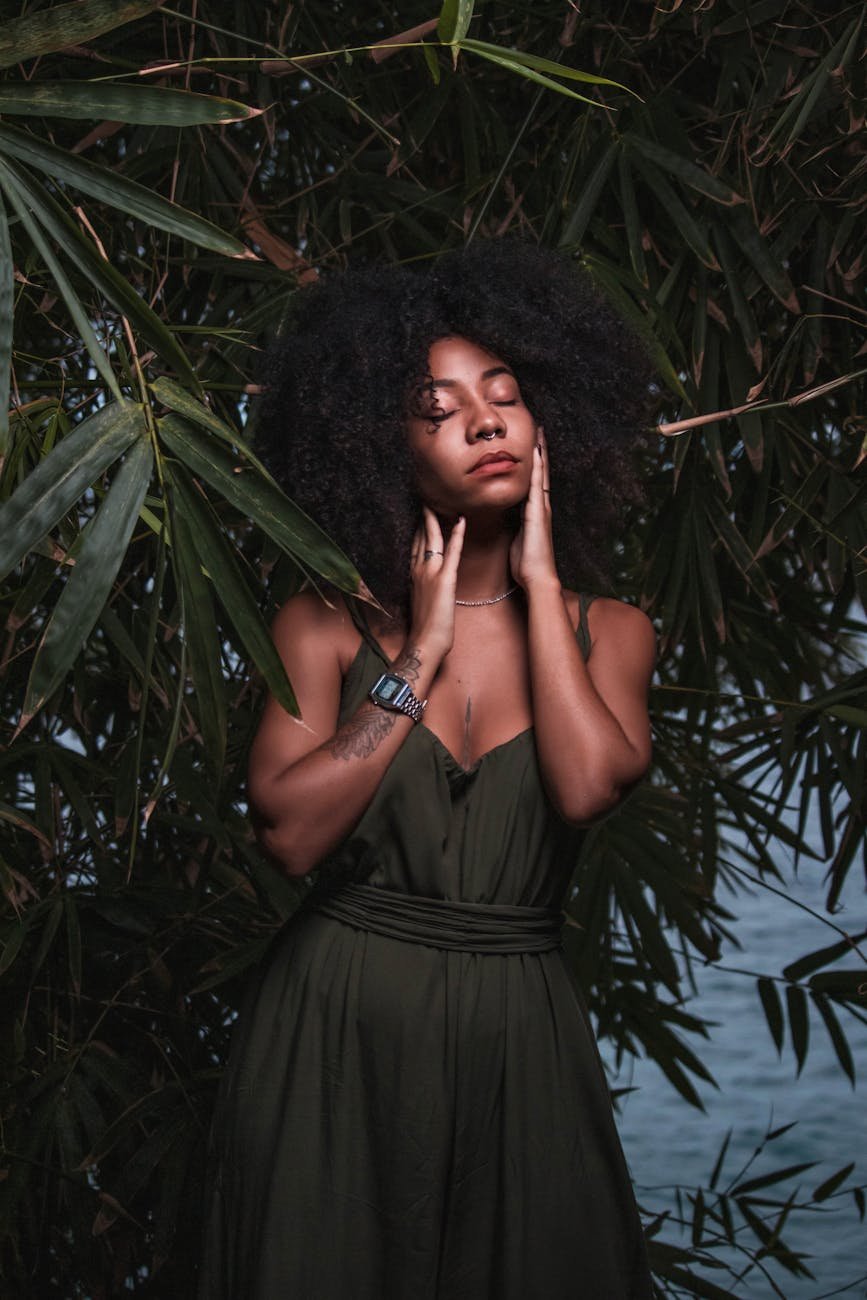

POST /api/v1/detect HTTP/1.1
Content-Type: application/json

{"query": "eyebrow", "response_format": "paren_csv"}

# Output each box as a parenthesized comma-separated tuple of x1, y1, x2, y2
(430, 366, 514, 388)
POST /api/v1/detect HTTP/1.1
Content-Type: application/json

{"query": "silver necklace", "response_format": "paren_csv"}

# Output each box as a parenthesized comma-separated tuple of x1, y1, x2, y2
(455, 585, 519, 607)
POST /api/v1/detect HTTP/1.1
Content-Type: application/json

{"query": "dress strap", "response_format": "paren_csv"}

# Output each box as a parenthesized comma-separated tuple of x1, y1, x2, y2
(313, 883, 563, 954)
(344, 597, 391, 668)
(576, 591, 598, 662)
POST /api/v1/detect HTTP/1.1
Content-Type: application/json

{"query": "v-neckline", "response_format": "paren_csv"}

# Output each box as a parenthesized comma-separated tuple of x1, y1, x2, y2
(419, 722, 534, 776)
(343, 634, 534, 775)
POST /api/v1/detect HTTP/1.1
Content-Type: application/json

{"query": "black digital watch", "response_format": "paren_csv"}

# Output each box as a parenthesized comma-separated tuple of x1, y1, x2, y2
(368, 672, 427, 724)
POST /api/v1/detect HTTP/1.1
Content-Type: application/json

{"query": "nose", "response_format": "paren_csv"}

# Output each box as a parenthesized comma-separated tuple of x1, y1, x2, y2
(466, 400, 505, 442)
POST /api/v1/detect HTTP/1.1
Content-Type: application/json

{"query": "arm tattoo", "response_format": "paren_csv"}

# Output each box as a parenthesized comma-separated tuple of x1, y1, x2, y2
(323, 644, 424, 762)
(325, 705, 396, 761)
(392, 644, 422, 684)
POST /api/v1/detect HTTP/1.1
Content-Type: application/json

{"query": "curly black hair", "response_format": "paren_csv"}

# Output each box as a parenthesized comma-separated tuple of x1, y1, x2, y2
(255, 241, 654, 619)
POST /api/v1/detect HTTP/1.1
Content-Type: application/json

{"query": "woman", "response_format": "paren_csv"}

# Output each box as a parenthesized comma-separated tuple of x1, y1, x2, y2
(200, 242, 657, 1298)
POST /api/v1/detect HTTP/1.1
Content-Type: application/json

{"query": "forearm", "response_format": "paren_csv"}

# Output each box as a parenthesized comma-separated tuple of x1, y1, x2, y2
(526, 584, 645, 823)
(254, 641, 439, 876)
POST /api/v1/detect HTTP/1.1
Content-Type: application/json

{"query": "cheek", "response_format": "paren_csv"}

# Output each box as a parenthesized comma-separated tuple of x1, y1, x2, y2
(408, 437, 456, 486)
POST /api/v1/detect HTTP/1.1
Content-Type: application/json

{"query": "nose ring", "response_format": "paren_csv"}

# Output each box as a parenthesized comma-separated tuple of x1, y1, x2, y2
(477, 428, 499, 441)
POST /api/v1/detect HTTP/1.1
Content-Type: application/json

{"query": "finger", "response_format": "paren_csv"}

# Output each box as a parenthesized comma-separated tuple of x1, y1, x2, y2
(423, 504, 445, 556)
(442, 514, 466, 574)
(410, 523, 424, 564)
(526, 435, 544, 506)
(537, 427, 551, 496)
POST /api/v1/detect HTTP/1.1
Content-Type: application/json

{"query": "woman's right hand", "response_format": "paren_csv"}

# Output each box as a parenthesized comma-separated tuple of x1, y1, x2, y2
(408, 507, 466, 661)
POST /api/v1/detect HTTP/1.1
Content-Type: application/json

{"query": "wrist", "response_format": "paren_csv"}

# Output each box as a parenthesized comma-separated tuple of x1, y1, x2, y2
(404, 628, 449, 668)
(521, 574, 563, 603)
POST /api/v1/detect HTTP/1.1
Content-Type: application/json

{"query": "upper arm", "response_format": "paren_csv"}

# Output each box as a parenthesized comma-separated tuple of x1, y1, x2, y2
(585, 597, 656, 776)
(247, 592, 349, 821)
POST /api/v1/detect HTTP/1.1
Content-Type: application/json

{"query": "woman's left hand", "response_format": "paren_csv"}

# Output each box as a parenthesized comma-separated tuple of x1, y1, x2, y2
(509, 428, 560, 592)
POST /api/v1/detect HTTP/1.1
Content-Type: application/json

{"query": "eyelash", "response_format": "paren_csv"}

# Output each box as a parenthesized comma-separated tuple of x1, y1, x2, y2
(431, 399, 517, 423)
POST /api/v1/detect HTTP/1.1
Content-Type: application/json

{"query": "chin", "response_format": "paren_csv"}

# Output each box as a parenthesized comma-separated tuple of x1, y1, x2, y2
(464, 480, 528, 511)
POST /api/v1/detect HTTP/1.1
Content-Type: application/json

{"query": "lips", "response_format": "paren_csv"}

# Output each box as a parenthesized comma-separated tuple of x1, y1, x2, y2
(468, 451, 518, 473)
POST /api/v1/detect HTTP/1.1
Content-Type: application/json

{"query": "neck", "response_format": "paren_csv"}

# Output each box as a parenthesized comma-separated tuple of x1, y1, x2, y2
(449, 512, 513, 603)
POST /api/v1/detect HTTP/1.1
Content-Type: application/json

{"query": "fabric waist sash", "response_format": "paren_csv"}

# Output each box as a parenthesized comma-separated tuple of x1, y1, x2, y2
(313, 883, 563, 954)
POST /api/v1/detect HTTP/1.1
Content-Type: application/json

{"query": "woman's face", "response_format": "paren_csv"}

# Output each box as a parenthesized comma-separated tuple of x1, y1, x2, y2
(405, 335, 539, 517)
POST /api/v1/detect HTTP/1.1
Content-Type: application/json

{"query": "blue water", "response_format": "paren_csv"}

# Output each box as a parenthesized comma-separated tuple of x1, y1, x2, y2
(602, 832, 867, 1297)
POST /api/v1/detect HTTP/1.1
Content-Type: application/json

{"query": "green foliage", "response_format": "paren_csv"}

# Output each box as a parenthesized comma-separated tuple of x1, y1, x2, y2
(0, 0, 865, 1295)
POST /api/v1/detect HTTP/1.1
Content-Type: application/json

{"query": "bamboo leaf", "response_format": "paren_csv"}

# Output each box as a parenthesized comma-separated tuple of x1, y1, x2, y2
(31, 898, 64, 978)
(437, 0, 474, 45)
(0, 82, 260, 127)
(755, 463, 827, 559)
(0, 123, 250, 258)
(166, 464, 298, 716)
(64, 895, 82, 995)
(765, 16, 862, 157)
(629, 151, 714, 266)
(559, 142, 618, 248)
(757, 976, 784, 1054)
(0, 919, 28, 976)
(0, 187, 12, 459)
(614, 864, 680, 990)
(464, 45, 601, 108)
(625, 134, 744, 205)
(810, 993, 856, 1085)
(422, 42, 441, 85)
(0, 401, 145, 582)
(0, 159, 122, 400)
(21, 437, 153, 726)
(729, 208, 800, 313)
(170, 502, 227, 777)
(0, 0, 164, 68)
(783, 933, 867, 983)
(731, 1161, 815, 1197)
(704, 495, 777, 607)
(0, 802, 52, 848)
(714, 223, 762, 369)
(808, 970, 866, 1001)
(3, 159, 198, 387)
(709, 1129, 732, 1190)
(825, 704, 867, 727)
(785, 984, 809, 1075)
(157, 414, 360, 591)
(618, 150, 647, 288)
(690, 1186, 705, 1248)
(812, 1162, 855, 1203)
(149, 377, 272, 476)
(461, 39, 633, 94)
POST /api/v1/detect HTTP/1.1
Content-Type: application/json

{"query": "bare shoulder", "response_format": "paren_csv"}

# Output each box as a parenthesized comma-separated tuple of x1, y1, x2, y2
(562, 590, 656, 665)
(588, 594, 655, 640)
(270, 588, 360, 674)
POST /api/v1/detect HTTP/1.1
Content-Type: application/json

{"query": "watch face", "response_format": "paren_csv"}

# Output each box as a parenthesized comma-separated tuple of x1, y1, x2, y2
(372, 673, 410, 707)
(376, 675, 404, 703)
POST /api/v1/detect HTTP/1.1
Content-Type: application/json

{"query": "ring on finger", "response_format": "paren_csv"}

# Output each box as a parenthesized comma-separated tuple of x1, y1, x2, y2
(423, 549, 443, 560)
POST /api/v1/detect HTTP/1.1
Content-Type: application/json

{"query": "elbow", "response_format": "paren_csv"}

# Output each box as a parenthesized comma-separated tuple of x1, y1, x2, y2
(255, 820, 318, 879)
(553, 766, 650, 828)
(553, 783, 623, 828)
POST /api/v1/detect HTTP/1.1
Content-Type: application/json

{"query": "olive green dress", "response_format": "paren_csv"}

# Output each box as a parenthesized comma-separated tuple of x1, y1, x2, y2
(199, 593, 652, 1299)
